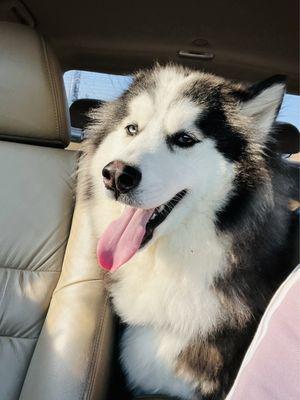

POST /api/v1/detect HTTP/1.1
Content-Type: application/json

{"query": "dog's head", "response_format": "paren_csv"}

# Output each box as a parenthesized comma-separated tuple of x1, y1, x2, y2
(83, 65, 285, 271)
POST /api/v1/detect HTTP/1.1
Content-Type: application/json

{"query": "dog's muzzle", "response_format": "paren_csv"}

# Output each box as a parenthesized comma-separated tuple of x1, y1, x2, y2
(102, 160, 141, 198)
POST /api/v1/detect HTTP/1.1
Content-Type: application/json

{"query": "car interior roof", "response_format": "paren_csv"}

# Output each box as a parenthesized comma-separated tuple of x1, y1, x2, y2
(0, 0, 299, 93)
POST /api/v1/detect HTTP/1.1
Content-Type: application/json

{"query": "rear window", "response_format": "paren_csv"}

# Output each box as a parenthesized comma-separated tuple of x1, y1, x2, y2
(63, 70, 300, 142)
(277, 94, 300, 130)
(64, 70, 132, 105)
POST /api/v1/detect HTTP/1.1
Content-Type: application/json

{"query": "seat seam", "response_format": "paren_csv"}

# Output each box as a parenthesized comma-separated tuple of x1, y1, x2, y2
(0, 270, 9, 310)
(43, 38, 69, 146)
(0, 335, 38, 340)
(0, 266, 60, 273)
(45, 40, 65, 143)
(53, 278, 105, 296)
(82, 296, 104, 400)
(84, 292, 110, 400)
(86, 293, 109, 400)
(39, 33, 61, 144)
(0, 134, 65, 147)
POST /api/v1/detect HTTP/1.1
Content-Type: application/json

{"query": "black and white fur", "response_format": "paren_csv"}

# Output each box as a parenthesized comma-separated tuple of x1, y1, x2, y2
(78, 65, 296, 399)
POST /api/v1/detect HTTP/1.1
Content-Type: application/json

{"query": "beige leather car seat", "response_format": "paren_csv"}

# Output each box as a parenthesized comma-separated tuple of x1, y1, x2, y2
(0, 22, 113, 400)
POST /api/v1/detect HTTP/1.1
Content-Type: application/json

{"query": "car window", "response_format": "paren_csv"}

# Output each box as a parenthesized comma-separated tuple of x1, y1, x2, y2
(64, 70, 132, 105)
(64, 70, 299, 128)
(63, 70, 300, 142)
(278, 94, 300, 130)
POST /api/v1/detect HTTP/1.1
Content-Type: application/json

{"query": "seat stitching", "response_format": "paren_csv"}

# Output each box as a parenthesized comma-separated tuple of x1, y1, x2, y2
(53, 278, 104, 295)
(84, 292, 109, 400)
(0, 266, 60, 273)
(0, 134, 64, 147)
(89, 295, 111, 400)
(0, 271, 9, 310)
(45, 40, 65, 143)
(86, 293, 109, 400)
(39, 33, 60, 143)
(44, 39, 69, 146)
(0, 335, 38, 340)
(83, 293, 106, 399)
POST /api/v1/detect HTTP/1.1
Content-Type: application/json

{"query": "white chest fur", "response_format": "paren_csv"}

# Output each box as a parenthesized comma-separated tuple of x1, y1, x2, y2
(110, 215, 228, 339)
(108, 214, 229, 396)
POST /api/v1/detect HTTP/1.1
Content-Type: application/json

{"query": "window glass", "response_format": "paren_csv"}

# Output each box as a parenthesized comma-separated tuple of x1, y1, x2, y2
(63, 71, 299, 146)
(277, 94, 300, 130)
(64, 70, 132, 105)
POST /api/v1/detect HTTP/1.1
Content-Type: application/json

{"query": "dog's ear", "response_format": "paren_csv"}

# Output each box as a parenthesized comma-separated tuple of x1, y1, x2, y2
(238, 75, 286, 140)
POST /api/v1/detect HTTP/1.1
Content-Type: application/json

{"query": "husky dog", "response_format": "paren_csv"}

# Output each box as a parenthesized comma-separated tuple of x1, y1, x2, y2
(78, 65, 296, 399)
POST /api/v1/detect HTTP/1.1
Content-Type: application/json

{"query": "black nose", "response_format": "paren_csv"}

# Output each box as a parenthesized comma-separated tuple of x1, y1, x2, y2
(102, 161, 142, 196)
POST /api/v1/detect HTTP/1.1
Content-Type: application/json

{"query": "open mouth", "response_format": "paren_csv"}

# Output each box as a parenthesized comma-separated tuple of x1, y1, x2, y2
(141, 189, 187, 247)
(97, 189, 187, 272)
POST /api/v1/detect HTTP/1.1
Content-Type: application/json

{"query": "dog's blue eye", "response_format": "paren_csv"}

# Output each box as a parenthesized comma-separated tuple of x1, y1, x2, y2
(125, 124, 138, 136)
(169, 131, 199, 148)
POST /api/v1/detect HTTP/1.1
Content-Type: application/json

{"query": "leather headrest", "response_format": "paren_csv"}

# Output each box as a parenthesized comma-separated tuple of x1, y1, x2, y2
(274, 122, 300, 154)
(70, 98, 104, 129)
(0, 22, 70, 147)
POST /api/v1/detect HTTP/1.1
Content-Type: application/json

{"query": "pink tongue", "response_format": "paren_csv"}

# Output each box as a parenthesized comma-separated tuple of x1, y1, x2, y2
(97, 207, 154, 272)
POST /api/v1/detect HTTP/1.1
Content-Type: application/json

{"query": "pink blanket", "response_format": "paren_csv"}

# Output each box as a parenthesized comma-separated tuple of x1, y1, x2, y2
(227, 267, 300, 400)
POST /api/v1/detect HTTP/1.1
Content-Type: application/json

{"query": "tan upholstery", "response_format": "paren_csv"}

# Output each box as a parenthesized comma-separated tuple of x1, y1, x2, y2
(0, 22, 70, 147)
(0, 141, 76, 398)
(0, 21, 114, 400)
(19, 201, 114, 400)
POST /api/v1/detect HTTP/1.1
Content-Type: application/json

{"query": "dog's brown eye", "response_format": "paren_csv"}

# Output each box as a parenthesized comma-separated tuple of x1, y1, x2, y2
(125, 124, 138, 136)
(168, 131, 199, 149)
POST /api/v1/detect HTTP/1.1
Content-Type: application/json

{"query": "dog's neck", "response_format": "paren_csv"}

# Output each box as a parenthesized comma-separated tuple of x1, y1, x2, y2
(144, 206, 230, 283)
(90, 189, 231, 284)
(110, 204, 231, 338)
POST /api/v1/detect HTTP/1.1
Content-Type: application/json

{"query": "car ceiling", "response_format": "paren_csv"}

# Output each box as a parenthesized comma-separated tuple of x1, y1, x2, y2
(0, 0, 299, 92)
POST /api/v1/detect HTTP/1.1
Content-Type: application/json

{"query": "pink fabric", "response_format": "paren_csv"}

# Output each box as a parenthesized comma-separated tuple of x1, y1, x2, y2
(227, 267, 300, 400)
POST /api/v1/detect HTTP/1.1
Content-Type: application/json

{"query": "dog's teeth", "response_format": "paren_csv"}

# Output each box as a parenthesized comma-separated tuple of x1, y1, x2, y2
(150, 213, 157, 221)
(157, 205, 164, 213)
